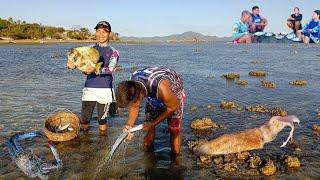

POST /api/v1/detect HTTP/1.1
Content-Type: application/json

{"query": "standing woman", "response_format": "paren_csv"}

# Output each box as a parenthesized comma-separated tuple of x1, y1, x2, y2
(80, 21, 119, 134)
(287, 7, 302, 35)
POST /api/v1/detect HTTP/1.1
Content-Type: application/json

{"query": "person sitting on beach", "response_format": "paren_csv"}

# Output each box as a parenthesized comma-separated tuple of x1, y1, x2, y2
(232, 10, 253, 43)
(249, 6, 268, 33)
(115, 67, 186, 155)
(73, 21, 119, 134)
(297, 10, 320, 44)
(287, 7, 303, 35)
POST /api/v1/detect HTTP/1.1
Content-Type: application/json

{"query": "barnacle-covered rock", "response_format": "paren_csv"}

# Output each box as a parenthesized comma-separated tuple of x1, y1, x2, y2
(270, 107, 287, 116)
(220, 100, 242, 111)
(261, 80, 276, 88)
(284, 156, 301, 169)
(190, 118, 219, 131)
(222, 73, 240, 80)
(289, 80, 307, 86)
(248, 155, 262, 169)
(249, 70, 266, 77)
(246, 105, 269, 113)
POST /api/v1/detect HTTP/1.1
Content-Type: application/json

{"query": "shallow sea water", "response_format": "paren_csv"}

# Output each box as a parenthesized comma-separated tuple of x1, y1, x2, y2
(0, 42, 319, 179)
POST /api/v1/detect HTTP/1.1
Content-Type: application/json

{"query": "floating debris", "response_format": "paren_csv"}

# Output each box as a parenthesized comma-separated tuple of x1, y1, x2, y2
(220, 100, 242, 111)
(260, 159, 277, 176)
(289, 80, 307, 86)
(261, 80, 276, 88)
(222, 73, 240, 80)
(270, 107, 287, 116)
(317, 111, 320, 117)
(190, 118, 221, 131)
(235, 80, 248, 85)
(284, 156, 300, 169)
(246, 105, 269, 113)
(249, 70, 266, 77)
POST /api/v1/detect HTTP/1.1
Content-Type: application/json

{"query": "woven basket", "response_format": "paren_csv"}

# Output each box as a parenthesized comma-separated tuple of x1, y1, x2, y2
(44, 111, 80, 142)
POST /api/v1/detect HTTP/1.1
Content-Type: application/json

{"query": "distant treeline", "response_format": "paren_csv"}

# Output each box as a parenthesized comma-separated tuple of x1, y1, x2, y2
(0, 17, 120, 41)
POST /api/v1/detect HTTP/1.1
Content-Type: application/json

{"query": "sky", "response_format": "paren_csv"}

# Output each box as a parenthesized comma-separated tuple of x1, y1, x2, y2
(1, 0, 319, 37)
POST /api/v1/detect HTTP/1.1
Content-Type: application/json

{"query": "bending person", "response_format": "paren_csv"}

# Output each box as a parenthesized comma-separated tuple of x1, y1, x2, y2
(115, 67, 186, 155)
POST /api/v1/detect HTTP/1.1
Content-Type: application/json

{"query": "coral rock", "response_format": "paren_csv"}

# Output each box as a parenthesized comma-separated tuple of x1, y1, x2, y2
(261, 80, 276, 88)
(249, 70, 266, 77)
(260, 160, 277, 176)
(270, 107, 287, 116)
(284, 156, 301, 169)
(289, 80, 307, 86)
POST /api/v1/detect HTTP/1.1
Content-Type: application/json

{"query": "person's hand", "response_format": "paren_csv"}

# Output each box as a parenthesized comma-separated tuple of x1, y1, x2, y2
(143, 122, 156, 132)
(84, 64, 95, 74)
(123, 125, 134, 141)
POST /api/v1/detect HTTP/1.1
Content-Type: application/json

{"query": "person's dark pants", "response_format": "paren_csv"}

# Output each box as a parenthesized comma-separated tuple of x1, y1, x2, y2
(289, 20, 302, 33)
(81, 101, 107, 125)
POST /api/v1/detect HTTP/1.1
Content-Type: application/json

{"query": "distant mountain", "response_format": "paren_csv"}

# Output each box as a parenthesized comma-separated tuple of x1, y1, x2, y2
(121, 31, 231, 42)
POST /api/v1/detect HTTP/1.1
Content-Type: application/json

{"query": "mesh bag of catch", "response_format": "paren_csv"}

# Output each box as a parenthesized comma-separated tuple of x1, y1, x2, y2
(44, 111, 80, 142)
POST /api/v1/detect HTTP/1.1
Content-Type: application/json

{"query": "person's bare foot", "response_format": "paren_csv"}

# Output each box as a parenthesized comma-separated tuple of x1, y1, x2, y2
(81, 124, 89, 132)
(99, 124, 107, 136)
